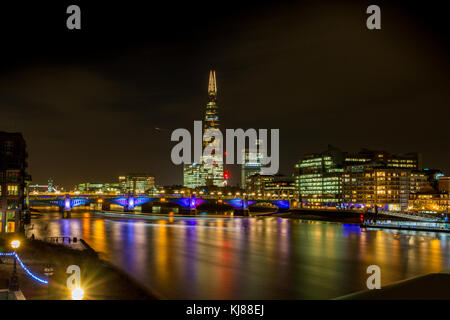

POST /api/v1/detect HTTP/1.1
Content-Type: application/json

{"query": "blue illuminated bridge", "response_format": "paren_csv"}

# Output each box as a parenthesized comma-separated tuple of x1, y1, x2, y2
(28, 194, 292, 214)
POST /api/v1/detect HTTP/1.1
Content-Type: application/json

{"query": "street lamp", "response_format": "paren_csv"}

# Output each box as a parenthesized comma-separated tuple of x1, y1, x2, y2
(9, 240, 21, 291)
(71, 287, 85, 300)
(11, 240, 20, 249)
(44, 265, 54, 300)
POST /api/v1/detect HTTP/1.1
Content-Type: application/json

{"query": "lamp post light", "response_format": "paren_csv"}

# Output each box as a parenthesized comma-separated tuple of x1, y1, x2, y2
(71, 287, 85, 300)
(44, 265, 54, 300)
(9, 240, 21, 291)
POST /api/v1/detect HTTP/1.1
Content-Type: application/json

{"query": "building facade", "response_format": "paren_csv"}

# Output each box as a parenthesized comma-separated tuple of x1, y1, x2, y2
(295, 146, 425, 211)
(408, 189, 449, 213)
(294, 146, 344, 207)
(77, 182, 120, 194)
(0, 132, 29, 233)
(246, 174, 296, 199)
(342, 164, 410, 211)
(241, 141, 266, 188)
(119, 174, 155, 194)
(184, 70, 224, 188)
(438, 176, 450, 193)
(183, 163, 208, 189)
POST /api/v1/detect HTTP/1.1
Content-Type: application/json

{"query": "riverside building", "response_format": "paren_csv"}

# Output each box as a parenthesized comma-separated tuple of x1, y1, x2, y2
(118, 174, 155, 194)
(245, 174, 295, 200)
(241, 140, 266, 189)
(295, 146, 425, 211)
(0, 132, 29, 233)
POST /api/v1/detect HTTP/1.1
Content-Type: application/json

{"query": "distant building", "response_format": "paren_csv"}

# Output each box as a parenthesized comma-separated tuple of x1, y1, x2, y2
(344, 149, 422, 170)
(183, 70, 224, 188)
(246, 174, 295, 199)
(438, 176, 450, 193)
(183, 163, 208, 189)
(409, 171, 429, 194)
(343, 164, 410, 211)
(241, 141, 266, 189)
(119, 174, 155, 194)
(408, 185, 449, 213)
(0, 132, 29, 233)
(407, 175, 450, 213)
(29, 179, 61, 194)
(77, 182, 120, 194)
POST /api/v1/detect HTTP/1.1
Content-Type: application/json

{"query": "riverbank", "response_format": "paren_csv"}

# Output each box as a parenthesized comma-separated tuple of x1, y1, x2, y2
(336, 269, 450, 299)
(0, 233, 158, 300)
(278, 209, 418, 224)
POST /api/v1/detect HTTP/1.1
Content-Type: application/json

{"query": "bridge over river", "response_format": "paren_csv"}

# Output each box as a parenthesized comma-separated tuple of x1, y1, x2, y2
(29, 194, 292, 216)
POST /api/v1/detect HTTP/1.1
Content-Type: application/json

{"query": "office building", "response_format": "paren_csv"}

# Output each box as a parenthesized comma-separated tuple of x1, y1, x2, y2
(0, 132, 29, 233)
(246, 174, 295, 199)
(119, 174, 155, 194)
(295, 146, 424, 210)
(438, 176, 450, 193)
(183, 163, 208, 189)
(294, 145, 344, 207)
(184, 70, 224, 188)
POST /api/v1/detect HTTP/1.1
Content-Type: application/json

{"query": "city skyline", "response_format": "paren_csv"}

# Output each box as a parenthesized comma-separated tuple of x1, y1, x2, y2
(1, 1, 450, 304)
(0, 1, 449, 189)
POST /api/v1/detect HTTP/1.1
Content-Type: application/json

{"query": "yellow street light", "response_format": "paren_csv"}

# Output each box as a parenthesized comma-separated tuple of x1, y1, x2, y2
(11, 240, 20, 250)
(71, 287, 85, 300)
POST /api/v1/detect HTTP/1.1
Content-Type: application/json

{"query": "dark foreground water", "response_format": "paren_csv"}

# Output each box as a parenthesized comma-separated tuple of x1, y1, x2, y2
(28, 209, 450, 299)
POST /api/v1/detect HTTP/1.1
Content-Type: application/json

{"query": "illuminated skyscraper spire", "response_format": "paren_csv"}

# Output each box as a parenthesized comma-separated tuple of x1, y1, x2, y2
(203, 70, 223, 186)
(208, 70, 217, 95)
(183, 70, 224, 188)
(204, 70, 220, 131)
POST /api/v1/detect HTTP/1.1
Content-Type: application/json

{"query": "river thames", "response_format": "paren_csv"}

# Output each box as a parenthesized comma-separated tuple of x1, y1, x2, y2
(27, 209, 450, 299)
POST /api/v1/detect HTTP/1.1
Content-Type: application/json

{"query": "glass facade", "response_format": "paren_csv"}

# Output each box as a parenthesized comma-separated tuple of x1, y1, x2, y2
(295, 154, 343, 206)
(295, 146, 427, 211)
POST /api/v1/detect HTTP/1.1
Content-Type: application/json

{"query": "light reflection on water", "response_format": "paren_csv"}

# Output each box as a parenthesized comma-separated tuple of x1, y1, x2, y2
(28, 210, 450, 299)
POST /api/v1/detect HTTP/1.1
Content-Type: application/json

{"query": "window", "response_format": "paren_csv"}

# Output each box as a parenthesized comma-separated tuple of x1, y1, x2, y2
(7, 185, 19, 196)
(6, 170, 20, 183)
(4, 141, 14, 153)
(7, 199, 19, 210)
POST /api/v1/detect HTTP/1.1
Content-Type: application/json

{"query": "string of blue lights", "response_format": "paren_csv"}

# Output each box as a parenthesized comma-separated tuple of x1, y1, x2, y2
(0, 252, 48, 285)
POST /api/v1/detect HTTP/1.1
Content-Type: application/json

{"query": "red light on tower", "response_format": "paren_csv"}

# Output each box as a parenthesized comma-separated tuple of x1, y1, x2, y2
(224, 170, 230, 180)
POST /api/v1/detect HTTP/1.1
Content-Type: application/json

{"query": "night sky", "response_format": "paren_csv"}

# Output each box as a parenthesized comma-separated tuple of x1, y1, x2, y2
(0, 1, 449, 188)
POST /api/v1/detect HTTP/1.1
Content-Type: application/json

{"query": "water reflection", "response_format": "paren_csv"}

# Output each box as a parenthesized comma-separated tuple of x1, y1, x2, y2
(28, 210, 450, 299)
